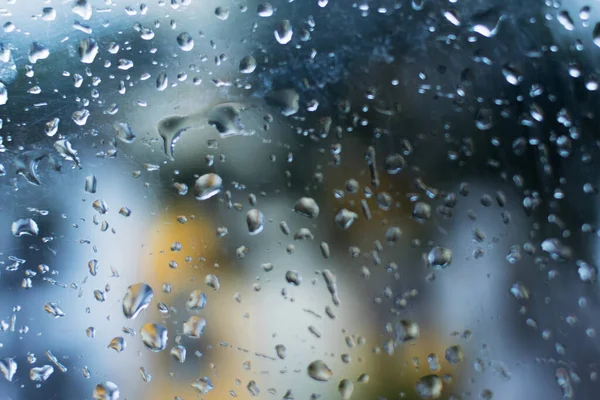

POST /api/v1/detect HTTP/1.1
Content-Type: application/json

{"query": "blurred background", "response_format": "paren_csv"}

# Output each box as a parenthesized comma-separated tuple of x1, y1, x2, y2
(0, 0, 599, 399)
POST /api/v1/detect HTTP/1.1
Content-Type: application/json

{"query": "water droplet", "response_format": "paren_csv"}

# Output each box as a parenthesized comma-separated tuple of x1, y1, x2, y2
(30, 365, 54, 382)
(72, 109, 90, 126)
(247, 380, 260, 396)
(267, 89, 299, 116)
(205, 274, 220, 290)
(107, 337, 126, 352)
(555, 368, 574, 400)
(443, 10, 461, 26)
(413, 202, 431, 221)
(44, 302, 65, 318)
(122, 283, 154, 319)
(275, 344, 286, 359)
(215, 6, 230, 20)
(246, 209, 265, 235)
(335, 209, 359, 229)
(0, 358, 17, 382)
(45, 118, 60, 137)
(85, 175, 97, 194)
(79, 37, 98, 64)
(385, 154, 406, 174)
(171, 345, 187, 363)
(72, 0, 92, 20)
(557, 11, 575, 31)
(397, 320, 420, 342)
(195, 173, 223, 200)
(156, 71, 168, 91)
(427, 246, 452, 268)
(11, 218, 39, 237)
(445, 345, 464, 364)
(183, 316, 206, 338)
(415, 374, 442, 399)
(510, 282, 530, 300)
(285, 270, 302, 285)
(307, 360, 333, 381)
(470, 8, 504, 37)
(192, 376, 214, 394)
(274, 20, 293, 44)
(239, 55, 257, 73)
(186, 290, 207, 311)
(41, 7, 56, 21)
(113, 122, 136, 143)
(140, 323, 168, 352)
(257, 3, 274, 17)
(338, 379, 354, 399)
(475, 108, 493, 130)
(28, 42, 50, 64)
(93, 381, 120, 400)
(502, 63, 523, 86)
(293, 197, 319, 218)
(176, 32, 194, 51)
(92, 199, 109, 214)
(0, 82, 7, 106)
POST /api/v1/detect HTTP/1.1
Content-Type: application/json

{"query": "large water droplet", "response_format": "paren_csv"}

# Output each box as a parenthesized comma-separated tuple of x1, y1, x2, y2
(257, 3, 274, 17)
(176, 32, 194, 51)
(79, 37, 98, 64)
(30, 365, 54, 382)
(0, 358, 17, 382)
(183, 316, 206, 338)
(72, 0, 92, 20)
(107, 337, 126, 352)
(427, 246, 452, 268)
(335, 209, 359, 229)
(28, 42, 50, 64)
(122, 283, 154, 319)
(246, 209, 265, 235)
(93, 381, 120, 400)
(415, 374, 442, 399)
(307, 360, 333, 381)
(267, 89, 299, 116)
(275, 344, 286, 359)
(338, 379, 354, 399)
(140, 323, 168, 352)
(195, 173, 223, 200)
(293, 197, 319, 218)
(186, 290, 207, 311)
(0, 82, 7, 106)
(239, 55, 257, 73)
(397, 320, 420, 342)
(192, 376, 214, 394)
(274, 20, 293, 44)
(113, 122, 136, 143)
(11, 218, 39, 237)
(44, 302, 65, 318)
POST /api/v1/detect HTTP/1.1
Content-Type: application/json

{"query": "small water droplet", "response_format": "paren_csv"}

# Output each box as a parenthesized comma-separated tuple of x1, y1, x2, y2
(293, 197, 319, 218)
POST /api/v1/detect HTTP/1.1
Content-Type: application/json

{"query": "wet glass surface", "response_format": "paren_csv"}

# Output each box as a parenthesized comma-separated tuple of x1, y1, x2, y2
(0, 0, 599, 399)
